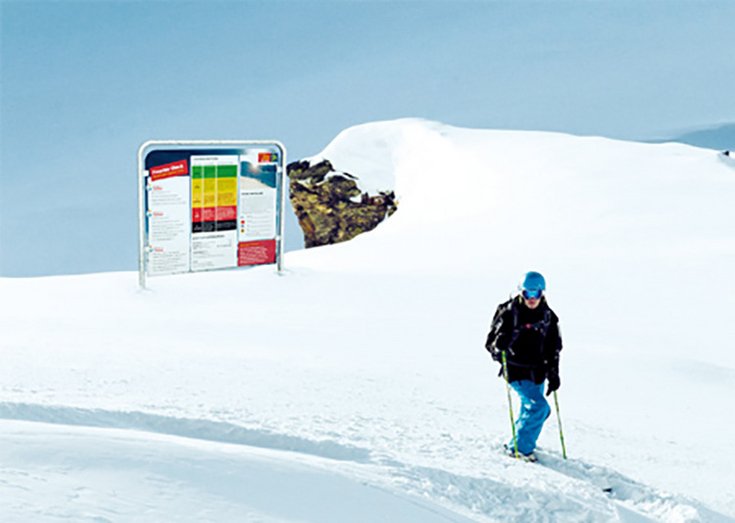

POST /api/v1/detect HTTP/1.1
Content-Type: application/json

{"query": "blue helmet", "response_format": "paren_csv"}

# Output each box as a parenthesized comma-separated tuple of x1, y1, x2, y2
(519, 271, 546, 299)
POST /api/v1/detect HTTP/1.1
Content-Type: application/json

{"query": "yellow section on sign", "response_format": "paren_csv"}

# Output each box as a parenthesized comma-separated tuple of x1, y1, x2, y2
(192, 178, 238, 208)
(192, 178, 237, 194)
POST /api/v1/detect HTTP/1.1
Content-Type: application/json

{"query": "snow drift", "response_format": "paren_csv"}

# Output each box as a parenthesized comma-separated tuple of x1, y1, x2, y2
(1, 119, 734, 522)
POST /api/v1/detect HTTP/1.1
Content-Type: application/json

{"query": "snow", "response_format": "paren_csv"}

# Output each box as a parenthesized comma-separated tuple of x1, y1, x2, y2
(2, 119, 734, 522)
(0, 420, 472, 522)
(302, 119, 430, 195)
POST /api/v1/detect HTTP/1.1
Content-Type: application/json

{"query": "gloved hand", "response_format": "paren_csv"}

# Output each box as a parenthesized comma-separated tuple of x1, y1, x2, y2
(491, 348, 514, 362)
(546, 371, 560, 396)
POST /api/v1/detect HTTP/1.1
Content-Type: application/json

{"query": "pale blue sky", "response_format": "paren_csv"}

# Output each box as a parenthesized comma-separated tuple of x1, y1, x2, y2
(2, 1, 734, 276)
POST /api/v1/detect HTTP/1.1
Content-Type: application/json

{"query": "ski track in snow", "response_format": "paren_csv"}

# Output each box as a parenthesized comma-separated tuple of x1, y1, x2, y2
(0, 402, 728, 523)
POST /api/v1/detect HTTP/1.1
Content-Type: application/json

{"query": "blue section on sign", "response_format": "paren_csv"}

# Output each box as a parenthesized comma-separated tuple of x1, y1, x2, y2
(241, 162, 277, 188)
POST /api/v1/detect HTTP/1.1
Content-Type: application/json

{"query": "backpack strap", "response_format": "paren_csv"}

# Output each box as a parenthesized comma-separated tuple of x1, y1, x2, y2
(507, 298, 522, 350)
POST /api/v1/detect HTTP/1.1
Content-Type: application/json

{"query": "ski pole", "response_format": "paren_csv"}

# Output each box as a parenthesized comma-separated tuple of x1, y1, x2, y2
(552, 390, 567, 459)
(501, 350, 519, 458)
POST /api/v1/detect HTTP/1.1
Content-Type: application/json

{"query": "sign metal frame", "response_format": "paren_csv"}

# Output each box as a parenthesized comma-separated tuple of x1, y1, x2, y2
(137, 140, 287, 289)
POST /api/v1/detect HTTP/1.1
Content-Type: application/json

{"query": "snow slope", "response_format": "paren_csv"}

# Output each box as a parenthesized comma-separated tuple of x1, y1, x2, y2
(0, 419, 474, 522)
(1, 119, 734, 522)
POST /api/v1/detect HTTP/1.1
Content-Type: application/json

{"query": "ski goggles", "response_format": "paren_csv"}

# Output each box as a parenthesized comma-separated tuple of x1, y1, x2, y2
(522, 289, 543, 300)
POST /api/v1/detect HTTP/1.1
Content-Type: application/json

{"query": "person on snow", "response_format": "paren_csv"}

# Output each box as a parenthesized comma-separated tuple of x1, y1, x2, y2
(485, 271, 562, 461)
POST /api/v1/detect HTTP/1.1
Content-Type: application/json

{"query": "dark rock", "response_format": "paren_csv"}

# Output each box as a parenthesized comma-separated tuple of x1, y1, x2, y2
(287, 160, 397, 248)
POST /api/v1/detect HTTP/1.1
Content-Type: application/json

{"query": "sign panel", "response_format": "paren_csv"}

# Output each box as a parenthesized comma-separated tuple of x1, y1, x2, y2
(138, 141, 285, 287)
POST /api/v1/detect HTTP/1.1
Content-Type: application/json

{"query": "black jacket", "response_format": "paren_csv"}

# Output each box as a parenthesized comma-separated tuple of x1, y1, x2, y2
(485, 296, 562, 384)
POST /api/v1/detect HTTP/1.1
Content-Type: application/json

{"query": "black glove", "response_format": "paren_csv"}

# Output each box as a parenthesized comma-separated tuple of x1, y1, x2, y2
(546, 371, 560, 396)
(491, 348, 513, 362)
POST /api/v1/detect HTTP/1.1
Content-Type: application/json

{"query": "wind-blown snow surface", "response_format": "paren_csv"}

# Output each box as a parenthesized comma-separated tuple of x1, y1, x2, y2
(2, 119, 734, 522)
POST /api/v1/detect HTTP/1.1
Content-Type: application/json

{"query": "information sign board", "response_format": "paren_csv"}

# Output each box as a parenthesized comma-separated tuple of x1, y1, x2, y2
(138, 141, 286, 288)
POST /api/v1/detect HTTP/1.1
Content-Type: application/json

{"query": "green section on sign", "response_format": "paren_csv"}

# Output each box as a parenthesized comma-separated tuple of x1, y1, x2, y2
(191, 165, 238, 178)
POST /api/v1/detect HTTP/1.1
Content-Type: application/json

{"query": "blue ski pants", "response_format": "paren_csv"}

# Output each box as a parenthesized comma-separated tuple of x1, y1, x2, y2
(508, 380, 551, 455)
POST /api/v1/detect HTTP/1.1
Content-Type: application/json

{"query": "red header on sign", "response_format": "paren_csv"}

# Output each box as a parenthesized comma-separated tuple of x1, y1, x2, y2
(150, 159, 189, 181)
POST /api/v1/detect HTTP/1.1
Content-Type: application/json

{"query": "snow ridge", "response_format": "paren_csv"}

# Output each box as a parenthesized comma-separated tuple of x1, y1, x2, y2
(0, 402, 726, 523)
(0, 402, 372, 463)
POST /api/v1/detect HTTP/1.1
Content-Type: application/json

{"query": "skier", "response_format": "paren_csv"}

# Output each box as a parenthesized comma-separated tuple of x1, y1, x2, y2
(485, 271, 562, 461)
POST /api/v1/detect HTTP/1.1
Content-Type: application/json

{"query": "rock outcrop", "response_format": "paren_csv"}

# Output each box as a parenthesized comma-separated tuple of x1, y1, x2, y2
(287, 160, 397, 248)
